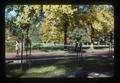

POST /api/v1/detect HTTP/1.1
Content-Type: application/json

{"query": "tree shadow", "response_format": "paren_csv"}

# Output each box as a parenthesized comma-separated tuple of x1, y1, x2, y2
(6, 62, 29, 77)
(6, 55, 114, 78)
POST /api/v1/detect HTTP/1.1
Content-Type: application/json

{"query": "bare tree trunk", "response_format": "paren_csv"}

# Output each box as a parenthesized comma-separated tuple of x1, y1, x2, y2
(109, 32, 113, 54)
(21, 33, 24, 70)
(90, 23, 94, 52)
(64, 21, 68, 49)
(28, 39, 31, 68)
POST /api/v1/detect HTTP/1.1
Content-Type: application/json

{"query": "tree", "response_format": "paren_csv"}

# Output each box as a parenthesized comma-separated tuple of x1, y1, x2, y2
(77, 5, 114, 49)
(43, 5, 77, 49)
(6, 5, 114, 51)
(5, 5, 21, 38)
(40, 18, 64, 43)
(5, 5, 43, 70)
(72, 27, 91, 44)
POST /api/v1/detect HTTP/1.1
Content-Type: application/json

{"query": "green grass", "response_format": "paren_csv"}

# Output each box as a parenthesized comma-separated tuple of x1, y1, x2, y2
(6, 56, 114, 78)
(31, 43, 111, 50)
(21, 66, 66, 77)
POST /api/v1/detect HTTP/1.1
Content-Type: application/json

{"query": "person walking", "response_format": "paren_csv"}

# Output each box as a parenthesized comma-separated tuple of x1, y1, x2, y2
(75, 40, 78, 52)
(79, 42, 82, 57)
(15, 39, 20, 57)
(75, 41, 79, 57)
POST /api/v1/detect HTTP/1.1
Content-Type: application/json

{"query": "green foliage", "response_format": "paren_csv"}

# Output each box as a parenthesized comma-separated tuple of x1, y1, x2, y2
(41, 5, 78, 44)
(5, 5, 114, 46)
(5, 5, 42, 40)
(32, 43, 42, 49)
(6, 40, 15, 47)
(72, 27, 91, 43)
(14, 5, 42, 28)
(40, 22, 64, 43)
(6, 40, 16, 52)
(39, 46, 64, 51)
(32, 44, 65, 50)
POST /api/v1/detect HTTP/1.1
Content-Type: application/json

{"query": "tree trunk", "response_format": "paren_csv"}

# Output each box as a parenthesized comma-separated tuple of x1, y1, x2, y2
(21, 33, 24, 70)
(64, 21, 68, 49)
(90, 23, 94, 51)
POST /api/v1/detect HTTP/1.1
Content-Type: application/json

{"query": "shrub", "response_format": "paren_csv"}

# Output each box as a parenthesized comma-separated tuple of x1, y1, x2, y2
(6, 40, 16, 52)
(31, 43, 42, 49)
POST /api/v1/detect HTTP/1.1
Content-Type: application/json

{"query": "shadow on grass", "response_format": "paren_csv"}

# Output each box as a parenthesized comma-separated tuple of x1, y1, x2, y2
(6, 63, 29, 77)
(6, 55, 114, 78)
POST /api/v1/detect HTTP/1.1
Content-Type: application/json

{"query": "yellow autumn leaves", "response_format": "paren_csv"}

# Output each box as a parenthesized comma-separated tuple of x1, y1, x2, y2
(13, 5, 114, 43)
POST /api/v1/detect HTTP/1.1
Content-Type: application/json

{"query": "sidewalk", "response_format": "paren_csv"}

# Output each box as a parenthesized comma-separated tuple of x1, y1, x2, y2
(6, 48, 114, 60)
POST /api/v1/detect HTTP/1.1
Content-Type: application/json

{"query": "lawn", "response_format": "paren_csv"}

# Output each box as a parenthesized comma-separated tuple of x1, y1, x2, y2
(6, 56, 114, 78)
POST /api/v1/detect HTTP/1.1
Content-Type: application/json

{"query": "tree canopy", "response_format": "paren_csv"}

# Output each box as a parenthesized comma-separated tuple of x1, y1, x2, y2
(5, 5, 114, 45)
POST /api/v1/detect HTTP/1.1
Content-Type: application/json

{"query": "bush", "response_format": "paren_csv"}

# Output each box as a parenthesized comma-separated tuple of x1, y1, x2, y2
(31, 43, 42, 49)
(94, 45, 109, 49)
(6, 40, 16, 52)
(39, 46, 64, 50)
(82, 45, 109, 49)
(31, 43, 110, 51)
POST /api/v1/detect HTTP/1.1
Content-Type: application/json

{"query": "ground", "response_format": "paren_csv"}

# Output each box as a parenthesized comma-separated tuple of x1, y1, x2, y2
(5, 48, 114, 78)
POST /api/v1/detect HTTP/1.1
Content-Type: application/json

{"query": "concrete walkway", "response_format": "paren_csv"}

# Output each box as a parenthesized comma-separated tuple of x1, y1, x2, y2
(6, 48, 114, 58)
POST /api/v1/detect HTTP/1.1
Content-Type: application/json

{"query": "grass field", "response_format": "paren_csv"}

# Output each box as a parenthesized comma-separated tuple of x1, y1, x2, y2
(6, 56, 114, 78)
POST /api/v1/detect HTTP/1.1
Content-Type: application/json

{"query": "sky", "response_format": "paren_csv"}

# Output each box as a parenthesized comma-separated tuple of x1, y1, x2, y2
(9, 10, 17, 17)
(5, 8, 17, 20)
